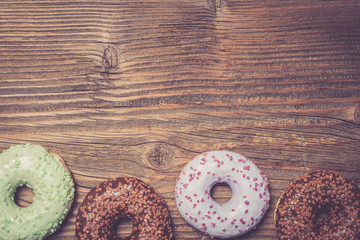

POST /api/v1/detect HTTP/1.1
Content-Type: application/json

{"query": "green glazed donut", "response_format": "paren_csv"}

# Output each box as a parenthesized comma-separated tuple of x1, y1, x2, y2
(0, 144, 75, 240)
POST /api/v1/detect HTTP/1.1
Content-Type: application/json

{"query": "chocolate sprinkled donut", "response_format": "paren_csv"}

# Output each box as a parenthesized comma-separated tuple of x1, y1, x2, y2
(76, 177, 173, 240)
(275, 170, 360, 240)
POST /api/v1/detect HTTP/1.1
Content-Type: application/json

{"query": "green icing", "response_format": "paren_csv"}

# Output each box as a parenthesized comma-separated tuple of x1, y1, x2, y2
(0, 144, 75, 240)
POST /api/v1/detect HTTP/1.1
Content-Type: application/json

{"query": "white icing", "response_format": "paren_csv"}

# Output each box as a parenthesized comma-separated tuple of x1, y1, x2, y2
(175, 150, 270, 239)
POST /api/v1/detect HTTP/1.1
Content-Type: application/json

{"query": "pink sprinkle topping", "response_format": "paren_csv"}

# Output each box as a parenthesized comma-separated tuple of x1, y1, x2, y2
(178, 151, 269, 237)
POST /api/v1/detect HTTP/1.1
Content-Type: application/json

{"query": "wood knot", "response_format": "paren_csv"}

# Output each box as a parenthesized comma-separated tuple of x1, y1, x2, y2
(147, 145, 175, 169)
(103, 45, 118, 71)
(208, 0, 225, 13)
(354, 105, 360, 124)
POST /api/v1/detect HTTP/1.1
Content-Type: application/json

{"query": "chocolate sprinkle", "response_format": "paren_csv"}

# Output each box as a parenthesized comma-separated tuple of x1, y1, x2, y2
(275, 170, 360, 240)
(76, 177, 173, 240)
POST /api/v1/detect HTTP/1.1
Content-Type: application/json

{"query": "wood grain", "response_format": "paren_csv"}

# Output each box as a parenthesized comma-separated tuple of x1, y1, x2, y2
(1, 0, 360, 239)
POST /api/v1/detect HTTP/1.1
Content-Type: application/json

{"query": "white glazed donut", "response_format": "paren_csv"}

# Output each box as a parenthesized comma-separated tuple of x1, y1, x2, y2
(175, 150, 270, 239)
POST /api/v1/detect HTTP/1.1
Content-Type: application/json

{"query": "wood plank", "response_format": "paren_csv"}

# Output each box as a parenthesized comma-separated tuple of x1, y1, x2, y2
(1, 0, 360, 239)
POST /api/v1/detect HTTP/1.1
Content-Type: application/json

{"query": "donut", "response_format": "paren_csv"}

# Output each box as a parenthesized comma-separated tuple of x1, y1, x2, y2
(75, 176, 173, 240)
(0, 143, 75, 239)
(175, 150, 270, 239)
(275, 170, 360, 239)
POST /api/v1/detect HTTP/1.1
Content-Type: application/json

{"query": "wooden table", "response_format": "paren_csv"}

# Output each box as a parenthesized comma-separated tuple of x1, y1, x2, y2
(1, 0, 360, 239)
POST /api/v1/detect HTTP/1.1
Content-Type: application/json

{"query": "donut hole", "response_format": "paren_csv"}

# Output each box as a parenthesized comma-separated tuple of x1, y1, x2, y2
(210, 182, 232, 204)
(314, 207, 329, 224)
(14, 185, 34, 207)
(115, 217, 133, 238)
